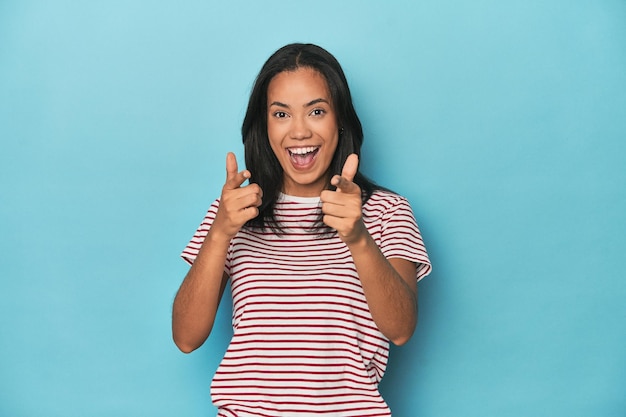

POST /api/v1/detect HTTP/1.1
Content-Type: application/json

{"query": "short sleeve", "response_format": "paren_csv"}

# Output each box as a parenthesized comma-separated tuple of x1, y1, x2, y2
(180, 199, 221, 266)
(379, 196, 432, 281)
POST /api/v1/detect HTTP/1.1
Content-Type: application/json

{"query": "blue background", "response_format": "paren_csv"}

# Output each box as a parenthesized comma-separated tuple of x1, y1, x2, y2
(1, 1, 625, 416)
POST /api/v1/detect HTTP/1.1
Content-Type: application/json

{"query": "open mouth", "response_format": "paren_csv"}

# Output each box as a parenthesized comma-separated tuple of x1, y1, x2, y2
(288, 146, 320, 168)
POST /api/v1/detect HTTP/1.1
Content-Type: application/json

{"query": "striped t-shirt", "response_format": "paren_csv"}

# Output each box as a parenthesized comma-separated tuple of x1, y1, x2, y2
(182, 190, 431, 417)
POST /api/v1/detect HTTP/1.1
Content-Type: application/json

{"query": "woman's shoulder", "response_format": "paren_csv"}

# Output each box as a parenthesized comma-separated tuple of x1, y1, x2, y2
(365, 188, 407, 206)
(363, 188, 411, 217)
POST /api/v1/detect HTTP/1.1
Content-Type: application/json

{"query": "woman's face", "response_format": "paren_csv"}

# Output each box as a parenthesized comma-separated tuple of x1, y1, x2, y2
(266, 67, 339, 197)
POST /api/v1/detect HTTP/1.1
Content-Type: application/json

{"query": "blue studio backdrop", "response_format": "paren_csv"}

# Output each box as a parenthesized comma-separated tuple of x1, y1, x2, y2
(1, 1, 625, 416)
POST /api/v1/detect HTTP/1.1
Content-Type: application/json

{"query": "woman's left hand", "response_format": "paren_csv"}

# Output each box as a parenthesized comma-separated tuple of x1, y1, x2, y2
(320, 154, 367, 245)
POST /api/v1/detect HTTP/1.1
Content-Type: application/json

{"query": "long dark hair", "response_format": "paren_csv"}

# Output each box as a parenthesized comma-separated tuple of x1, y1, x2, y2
(242, 43, 382, 231)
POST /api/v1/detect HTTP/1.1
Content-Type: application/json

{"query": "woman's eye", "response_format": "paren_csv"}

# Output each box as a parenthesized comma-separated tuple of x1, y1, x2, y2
(274, 111, 288, 118)
(311, 108, 325, 116)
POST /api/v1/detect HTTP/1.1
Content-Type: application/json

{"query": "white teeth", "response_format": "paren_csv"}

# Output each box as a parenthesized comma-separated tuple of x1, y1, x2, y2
(289, 147, 317, 155)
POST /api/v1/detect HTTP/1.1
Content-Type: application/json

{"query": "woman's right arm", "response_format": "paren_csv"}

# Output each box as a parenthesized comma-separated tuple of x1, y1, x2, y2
(172, 153, 262, 353)
(172, 230, 232, 353)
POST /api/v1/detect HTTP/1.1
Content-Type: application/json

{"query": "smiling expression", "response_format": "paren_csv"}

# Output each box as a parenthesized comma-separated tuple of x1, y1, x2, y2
(267, 67, 339, 197)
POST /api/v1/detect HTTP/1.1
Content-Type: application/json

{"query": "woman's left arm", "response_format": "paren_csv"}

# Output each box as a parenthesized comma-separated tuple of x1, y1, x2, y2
(321, 154, 418, 345)
(346, 234, 418, 345)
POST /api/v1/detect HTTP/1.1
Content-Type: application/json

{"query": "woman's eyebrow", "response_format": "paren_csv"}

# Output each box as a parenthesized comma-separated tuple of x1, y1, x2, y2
(269, 101, 289, 108)
(305, 98, 329, 107)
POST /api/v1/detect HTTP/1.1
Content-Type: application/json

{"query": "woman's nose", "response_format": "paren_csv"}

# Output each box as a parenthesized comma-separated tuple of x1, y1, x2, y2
(289, 116, 312, 139)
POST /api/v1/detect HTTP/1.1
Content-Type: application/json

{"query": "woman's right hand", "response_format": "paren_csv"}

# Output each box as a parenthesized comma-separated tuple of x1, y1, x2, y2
(211, 152, 263, 239)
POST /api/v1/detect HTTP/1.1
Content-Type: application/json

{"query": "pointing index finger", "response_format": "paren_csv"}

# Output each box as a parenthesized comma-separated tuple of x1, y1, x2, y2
(225, 152, 238, 178)
(341, 154, 359, 182)
(334, 154, 360, 193)
(224, 152, 249, 189)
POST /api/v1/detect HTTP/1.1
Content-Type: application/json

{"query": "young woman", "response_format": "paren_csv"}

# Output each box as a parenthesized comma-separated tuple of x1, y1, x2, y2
(172, 43, 431, 417)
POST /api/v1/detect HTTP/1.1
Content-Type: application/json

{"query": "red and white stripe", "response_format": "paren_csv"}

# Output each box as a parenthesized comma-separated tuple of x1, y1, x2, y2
(182, 190, 431, 416)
